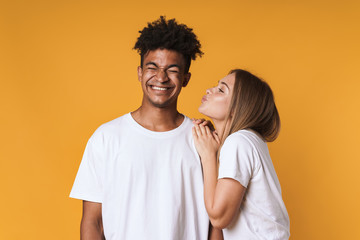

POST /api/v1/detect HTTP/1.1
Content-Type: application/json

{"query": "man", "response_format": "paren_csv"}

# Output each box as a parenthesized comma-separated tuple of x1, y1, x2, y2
(70, 16, 209, 239)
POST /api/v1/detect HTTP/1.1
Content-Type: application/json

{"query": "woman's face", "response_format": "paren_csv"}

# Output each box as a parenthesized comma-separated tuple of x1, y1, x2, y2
(198, 73, 235, 121)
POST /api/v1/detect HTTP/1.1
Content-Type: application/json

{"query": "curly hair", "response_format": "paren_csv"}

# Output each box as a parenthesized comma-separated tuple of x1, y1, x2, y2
(134, 16, 203, 73)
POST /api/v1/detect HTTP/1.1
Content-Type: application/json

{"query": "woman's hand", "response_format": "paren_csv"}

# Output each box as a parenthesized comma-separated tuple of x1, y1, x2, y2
(192, 121, 220, 162)
(191, 118, 215, 131)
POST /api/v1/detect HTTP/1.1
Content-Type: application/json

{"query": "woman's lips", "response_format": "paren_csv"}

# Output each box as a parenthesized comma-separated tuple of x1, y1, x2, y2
(201, 95, 207, 103)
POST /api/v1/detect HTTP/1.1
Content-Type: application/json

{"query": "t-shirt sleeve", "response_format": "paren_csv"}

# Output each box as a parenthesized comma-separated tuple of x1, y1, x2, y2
(218, 133, 255, 188)
(69, 130, 104, 203)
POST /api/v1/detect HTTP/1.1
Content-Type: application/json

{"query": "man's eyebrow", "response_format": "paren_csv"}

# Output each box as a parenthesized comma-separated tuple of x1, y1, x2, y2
(145, 62, 158, 67)
(145, 62, 181, 69)
(218, 81, 230, 90)
(167, 64, 181, 69)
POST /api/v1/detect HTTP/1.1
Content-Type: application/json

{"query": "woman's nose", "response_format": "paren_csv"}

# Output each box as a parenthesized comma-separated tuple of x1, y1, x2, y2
(206, 87, 213, 94)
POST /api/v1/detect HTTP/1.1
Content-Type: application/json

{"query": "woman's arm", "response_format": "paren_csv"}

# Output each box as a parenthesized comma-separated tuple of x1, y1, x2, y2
(193, 124, 246, 229)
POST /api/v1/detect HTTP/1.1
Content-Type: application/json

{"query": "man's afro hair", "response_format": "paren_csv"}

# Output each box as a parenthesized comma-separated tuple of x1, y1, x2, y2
(134, 16, 203, 72)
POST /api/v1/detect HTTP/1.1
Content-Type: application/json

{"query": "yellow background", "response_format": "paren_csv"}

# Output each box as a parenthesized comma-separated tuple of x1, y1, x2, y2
(1, 0, 359, 239)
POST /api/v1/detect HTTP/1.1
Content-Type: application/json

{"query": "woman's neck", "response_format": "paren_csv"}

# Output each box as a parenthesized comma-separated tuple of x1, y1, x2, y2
(212, 119, 229, 140)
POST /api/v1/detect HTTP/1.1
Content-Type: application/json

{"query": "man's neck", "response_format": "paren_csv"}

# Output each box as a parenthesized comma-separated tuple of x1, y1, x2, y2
(131, 105, 184, 132)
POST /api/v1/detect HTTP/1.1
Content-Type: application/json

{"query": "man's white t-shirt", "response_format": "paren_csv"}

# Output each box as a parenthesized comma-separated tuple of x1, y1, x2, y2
(70, 113, 209, 240)
(218, 129, 290, 240)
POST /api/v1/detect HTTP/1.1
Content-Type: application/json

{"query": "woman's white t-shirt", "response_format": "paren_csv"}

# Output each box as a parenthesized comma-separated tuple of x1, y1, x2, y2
(218, 129, 290, 240)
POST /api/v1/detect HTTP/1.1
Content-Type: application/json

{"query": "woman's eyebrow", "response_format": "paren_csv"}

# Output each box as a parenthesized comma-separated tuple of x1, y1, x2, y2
(218, 81, 230, 90)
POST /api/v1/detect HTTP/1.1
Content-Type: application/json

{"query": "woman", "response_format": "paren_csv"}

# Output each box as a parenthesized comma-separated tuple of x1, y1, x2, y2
(192, 69, 290, 239)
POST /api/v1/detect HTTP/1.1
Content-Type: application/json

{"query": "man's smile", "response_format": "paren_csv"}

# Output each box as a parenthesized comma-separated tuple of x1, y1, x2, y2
(149, 85, 173, 91)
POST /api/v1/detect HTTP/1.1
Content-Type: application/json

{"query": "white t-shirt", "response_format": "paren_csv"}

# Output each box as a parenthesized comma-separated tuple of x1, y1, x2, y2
(218, 129, 290, 240)
(70, 113, 209, 240)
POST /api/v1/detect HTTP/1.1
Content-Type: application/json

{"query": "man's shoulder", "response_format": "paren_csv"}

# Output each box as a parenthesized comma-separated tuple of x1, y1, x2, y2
(92, 113, 131, 137)
(181, 114, 192, 126)
(176, 115, 195, 136)
(102, 113, 129, 127)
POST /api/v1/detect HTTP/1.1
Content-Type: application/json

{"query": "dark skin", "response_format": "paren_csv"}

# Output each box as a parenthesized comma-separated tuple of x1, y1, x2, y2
(81, 201, 105, 240)
(209, 225, 224, 240)
(132, 48, 191, 131)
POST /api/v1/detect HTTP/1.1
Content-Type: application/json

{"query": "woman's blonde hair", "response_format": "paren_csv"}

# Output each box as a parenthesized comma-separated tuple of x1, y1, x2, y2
(220, 69, 281, 145)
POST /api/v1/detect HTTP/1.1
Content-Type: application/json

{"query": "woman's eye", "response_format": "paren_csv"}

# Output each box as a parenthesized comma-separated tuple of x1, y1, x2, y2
(218, 88, 224, 93)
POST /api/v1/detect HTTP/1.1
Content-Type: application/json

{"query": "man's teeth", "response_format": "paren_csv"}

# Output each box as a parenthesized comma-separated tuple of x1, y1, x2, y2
(152, 86, 168, 91)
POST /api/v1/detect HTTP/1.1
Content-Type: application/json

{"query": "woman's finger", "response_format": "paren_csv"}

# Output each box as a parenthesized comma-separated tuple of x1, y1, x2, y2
(213, 131, 220, 144)
(200, 120, 208, 126)
(199, 123, 206, 135)
(205, 126, 211, 136)
(192, 118, 202, 124)
(192, 126, 198, 139)
(200, 120, 214, 131)
(194, 124, 202, 136)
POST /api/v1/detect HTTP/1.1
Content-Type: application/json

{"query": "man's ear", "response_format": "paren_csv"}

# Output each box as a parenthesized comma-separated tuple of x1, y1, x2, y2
(137, 66, 143, 82)
(182, 72, 191, 87)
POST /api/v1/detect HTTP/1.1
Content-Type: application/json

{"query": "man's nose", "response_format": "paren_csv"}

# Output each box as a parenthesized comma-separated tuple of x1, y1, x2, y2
(156, 68, 169, 82)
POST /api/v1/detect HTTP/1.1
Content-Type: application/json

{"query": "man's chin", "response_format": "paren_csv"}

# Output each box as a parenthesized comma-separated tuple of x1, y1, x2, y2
(149, 99, 176, 109)
(151, 102, 171, 108)
(142, 95, 178, 109)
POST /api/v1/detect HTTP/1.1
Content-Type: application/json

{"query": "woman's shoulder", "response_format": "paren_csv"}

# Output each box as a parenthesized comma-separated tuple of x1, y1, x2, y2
(223, 129, 265, 151)
(226, 129, 259, 143)
(220, 130, 262, 173)
(222, 130, 252, 149)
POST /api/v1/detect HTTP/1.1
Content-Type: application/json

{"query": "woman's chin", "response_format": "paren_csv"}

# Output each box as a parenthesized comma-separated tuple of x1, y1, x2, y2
(198, 106, 206, 116)
(198, 109, 212, 120)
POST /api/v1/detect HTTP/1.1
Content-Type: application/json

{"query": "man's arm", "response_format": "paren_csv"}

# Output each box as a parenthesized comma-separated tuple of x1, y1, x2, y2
(208, 224, 223, 240)
(80, 201, 105, 240)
